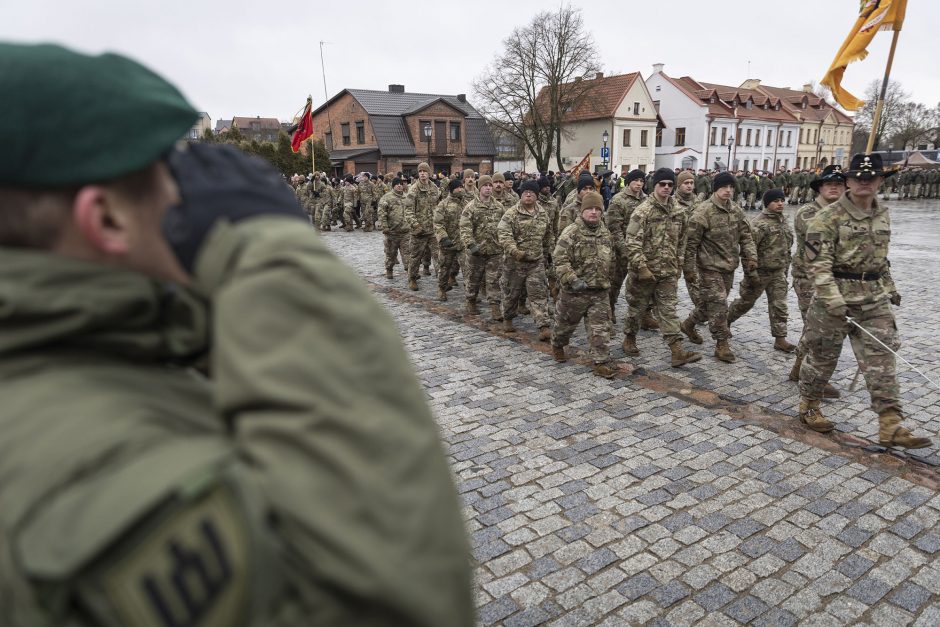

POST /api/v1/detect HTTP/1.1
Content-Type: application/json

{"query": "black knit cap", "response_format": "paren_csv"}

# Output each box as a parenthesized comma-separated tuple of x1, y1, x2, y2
(762, 188, 786, 206)
(652, 168, 676, 186)
(577, 177, 596, 192)
(625, 169, 645, 184)
(392, 177, 403, 187)
(520, 180, 540, 195)
(448, 178, 464, 193)
(713, 171, 736, 190)
(537, 176, 552, 191)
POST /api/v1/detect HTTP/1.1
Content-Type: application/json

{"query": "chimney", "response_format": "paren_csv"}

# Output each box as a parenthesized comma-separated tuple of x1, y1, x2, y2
(388, 84, 405, 93)
(456, 93, 466, 102)
(802, 83, 813, 93)
(652, 63, 664, 74)
(595, 72, 604, 80)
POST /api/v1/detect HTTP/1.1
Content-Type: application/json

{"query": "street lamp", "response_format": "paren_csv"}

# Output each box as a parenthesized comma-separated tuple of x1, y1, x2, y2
(602, 129, 609, 169)
(423, 124, 432, 169)
(816, 138, 825, 169)
(727, 136, 735, 171)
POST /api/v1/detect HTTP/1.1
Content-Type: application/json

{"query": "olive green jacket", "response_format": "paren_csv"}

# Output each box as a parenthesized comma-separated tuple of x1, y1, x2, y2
(0, 217, 473, 627)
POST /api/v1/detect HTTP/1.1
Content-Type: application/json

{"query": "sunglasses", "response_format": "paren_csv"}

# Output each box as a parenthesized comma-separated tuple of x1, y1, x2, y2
(657, 181, 674, 187)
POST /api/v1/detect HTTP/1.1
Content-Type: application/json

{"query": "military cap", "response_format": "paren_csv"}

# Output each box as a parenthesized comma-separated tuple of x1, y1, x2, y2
(417, 162, 431, 173)
(845, 153, 894, 180)
(462, 168, 474, 179)
(624, 169, 645, 185)
(448, 178, 463, 193)
(520, 180, 540, 195)
(582, 191, 604, 209)
(652, 168, 676, 186)
(0, 43, 198, 187)
(477, 175, 493, 187)
(810, 164, 847, 191)
(762, 188, 786, 206)
(577, 177, 596, 192)
(537, 176, 552, 190)
(491, 172, 506, 183)
(713, 171, 736, 190)
(676, 171, 694, 185)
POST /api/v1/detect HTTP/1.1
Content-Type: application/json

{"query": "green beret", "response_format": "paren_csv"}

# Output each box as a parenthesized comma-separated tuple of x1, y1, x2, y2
(0, 43, 198, 187)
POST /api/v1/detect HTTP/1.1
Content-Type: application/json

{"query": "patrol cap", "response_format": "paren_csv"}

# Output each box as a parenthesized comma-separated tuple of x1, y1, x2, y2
(0, 43, 199, 188)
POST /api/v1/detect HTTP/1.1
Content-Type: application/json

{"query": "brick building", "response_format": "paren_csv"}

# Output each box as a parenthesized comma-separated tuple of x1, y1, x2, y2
(311, 84, 496, 177)
(230, 116, 282, 142)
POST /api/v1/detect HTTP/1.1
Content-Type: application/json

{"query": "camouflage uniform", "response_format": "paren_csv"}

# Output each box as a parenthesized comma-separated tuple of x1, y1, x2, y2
(311, 177, 328, 228)
(433, 190, 467, 293)
(694, 173, 710, 201)
(791, 197, 830, 321)
(727, 208, 793, 337)
(377, 188, 411, 272)
(684, 195, 757, 341)
(606, 188, 647, 315)
(800, 193, 901, 413)
(342, 181, 359, 230)
(459, 194, 503, 307)
(675, 190, 700, 306)
(359, 177, 375, 230)
(557, 194, 583, 236)
(405, 180, 441, 281)
(624, 195, 687, 344)
(492, 189, 516, 211)
(552, 218, 627, 364)
(497, 202, 553, 328)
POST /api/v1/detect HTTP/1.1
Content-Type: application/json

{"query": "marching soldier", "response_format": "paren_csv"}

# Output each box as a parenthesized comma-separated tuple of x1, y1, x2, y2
(608, 169, 656, 329)
(433, 178, 467, 301)
(460, 175, 503, 321)
(405, 162, 441, 290)
(341, 174, 360, 231)
(377, 177, 412, 280)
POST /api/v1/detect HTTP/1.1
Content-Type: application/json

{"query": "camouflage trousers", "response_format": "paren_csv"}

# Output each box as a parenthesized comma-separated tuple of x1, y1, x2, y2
(552, 288, 612, 364)
(465, 252, 502, 305)
(438, 246, 462, 291)
(408, 233, 433, 280)
(727, 268, 789, 337)
(799, 299, 900, 413)
(384, 232, 410, 271)
(625, 275, 681, 344)
(343, 201, 360, 228)
(423, 236, 439, 271)
(609, 258, 629, 317)
(789, 186, 802, 203)
(320, 204, 337, 228)
(688, 269, 735, 341)
(501, 257, 550, 328)
(684, 272, 700, 310)
(361, 201, 376, 225)
(791, 275, 814, 358)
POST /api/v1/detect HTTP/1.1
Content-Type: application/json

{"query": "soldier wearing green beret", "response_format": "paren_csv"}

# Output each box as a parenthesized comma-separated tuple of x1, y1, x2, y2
(0, 43, 473, 627)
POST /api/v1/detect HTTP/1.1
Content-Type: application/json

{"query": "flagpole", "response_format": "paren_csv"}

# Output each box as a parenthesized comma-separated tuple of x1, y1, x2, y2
(309, 94, 315, 174)
(865, 27, 902, 153)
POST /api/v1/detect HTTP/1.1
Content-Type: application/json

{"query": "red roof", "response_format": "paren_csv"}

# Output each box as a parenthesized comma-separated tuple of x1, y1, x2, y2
(534, 73, 653, 123)
(663, 73, 800, 123)
(754, 85, 854, 125)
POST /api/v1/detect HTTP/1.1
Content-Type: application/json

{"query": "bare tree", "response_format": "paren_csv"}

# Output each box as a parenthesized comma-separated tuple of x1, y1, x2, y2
(472, 5, 601, 172)
(889, 102, 933, 150)
(854, 79, 910, 150)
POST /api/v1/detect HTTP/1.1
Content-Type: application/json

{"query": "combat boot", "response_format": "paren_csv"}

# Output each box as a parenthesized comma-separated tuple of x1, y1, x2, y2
(344, 225, 353, 232)
(322, 224, 331, 231)
(552, 345, 568, 362)
(681, 317, 703, 344)
(798, 398, 834, 433)
(465, 299, 479, 315)
(490, 303, 503, 322)
(502, 318, 516, 334)
(438, 288, 447, 302)
(622, 334, 640, 356)
(386, 269, 394, 280)
(422, 265, 431, 276)
(538, 327, 551, 342)
(363, 225, 373, 232)
(714, 340, 736, 363)
(823, 383, 841, 399)
(593, 362, 617, 379)
(408, 278, 418, 291)
(788, 355, 802, 381)
(670, 342, 702, 368)
(878, 408, 931, 449)
(774, 337, 796, 353)
(448, 275, 458, 290)
(640, 312, 660, 331)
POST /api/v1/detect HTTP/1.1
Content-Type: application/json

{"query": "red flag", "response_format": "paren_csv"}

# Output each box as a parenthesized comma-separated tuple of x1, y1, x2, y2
(569, 149, 593, 177)
(290, 97, 313, 152)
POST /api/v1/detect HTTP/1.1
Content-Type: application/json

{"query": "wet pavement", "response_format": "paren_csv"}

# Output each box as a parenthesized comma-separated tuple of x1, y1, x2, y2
(323, 197, 940, 626)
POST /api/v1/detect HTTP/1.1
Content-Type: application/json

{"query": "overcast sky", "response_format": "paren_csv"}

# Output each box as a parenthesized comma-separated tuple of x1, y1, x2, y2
(4, 0, 938, 124)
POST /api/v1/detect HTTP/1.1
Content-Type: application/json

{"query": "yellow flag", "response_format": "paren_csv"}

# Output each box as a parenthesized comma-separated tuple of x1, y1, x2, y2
(570, 150, 593, 177)
(821, 0, 908, 111)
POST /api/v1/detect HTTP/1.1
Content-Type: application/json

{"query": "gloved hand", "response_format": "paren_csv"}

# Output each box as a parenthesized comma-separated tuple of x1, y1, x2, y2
(512, 249, 527, 262)
(636, 266, 655, 281)
(890, 292, 901, 306)
(570, 278, 589, 292)
(439, 237, 454, 250)
(467, 243, 481, 256)
(746, 259, 758, 274)
(164, 143, 305, 273)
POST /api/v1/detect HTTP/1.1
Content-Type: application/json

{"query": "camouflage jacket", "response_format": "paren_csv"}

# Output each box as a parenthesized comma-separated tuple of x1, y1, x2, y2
(553, 218, 627, 290)
(405, 180, 441, 235)
(492, 189, 516, 210)
(538, 192, 560, 244)
(694, 174, 711, 196)
(377, 190, 410, 235)
(750, 210, 793, 272)
(497, 203, 553, 263)
(792, 198, 829, 279)
(759, 176, 773, 194)
(773, 172, 789, 189)
(625, 195, 687, 279)
(675, 191, 698, 217)
(806, 192, 897, 309)
(459, 195, 503, 256)
(433, 191, 467, 250)
(685, 194, 757, 274)
(341, 183, 359, 205)
(607, 189, 646, 244)
(558, 194, 582, 236)
(359, 179, 374, 204)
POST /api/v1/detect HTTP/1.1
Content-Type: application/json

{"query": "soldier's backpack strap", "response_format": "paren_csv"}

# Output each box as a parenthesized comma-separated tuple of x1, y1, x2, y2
(15, 443, 284, 627)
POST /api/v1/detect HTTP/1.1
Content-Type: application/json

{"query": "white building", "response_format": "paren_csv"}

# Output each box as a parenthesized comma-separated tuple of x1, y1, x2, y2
(525, 72, 659, 174)
(646, 64, 801, 173)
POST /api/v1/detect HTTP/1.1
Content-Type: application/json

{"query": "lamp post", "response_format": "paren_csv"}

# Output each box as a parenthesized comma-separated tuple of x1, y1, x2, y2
(423, 124, 432, 170)
(602, 129, 609, 170)
(816, 138, 825, 169)
(727, 136, 735, 172)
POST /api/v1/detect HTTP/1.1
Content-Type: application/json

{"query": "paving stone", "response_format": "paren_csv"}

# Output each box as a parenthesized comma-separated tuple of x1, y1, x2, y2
(478, 595, 519, 624)
(723, 594, 770, 624)
(836, 553, 875, 579)
(889, 581, 932, 613)
(576, 548, 618, 575)
(651, 579, 691, 608)
(836, 525, 874, 548)
(751, 608, 798, 627)
(844, 576, 892, 604)
(692, 582, 736, 612)
(616, 572, 659, 601)
(726, 518, 766, 539)
(504, 606, 551, 627)
(771, 537, 808, 562)
(915, 533, 940, 554)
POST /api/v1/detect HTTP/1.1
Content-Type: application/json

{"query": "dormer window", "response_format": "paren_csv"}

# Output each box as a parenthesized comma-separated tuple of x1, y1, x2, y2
(709, 97, 715, 104)
(775, 104, 780, 110)
(763, 103, 768, 110)
(801, 102, 807, 109)
(746, 101, 753, 110)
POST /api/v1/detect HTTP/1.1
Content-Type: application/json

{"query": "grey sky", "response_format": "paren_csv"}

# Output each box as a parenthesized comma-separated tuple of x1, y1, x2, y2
(4, 0, 937, 124)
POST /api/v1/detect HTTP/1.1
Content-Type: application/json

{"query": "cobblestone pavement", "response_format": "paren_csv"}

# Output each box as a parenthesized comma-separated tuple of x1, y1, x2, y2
(322, 199, 940, 626)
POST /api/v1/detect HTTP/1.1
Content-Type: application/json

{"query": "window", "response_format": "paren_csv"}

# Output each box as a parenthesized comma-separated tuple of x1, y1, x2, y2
(640, 129, 648, 147)
(810, 157, 816, 168)
(778, 130, 784, 146)
(787, 131, 793, 147)
(720, 127, 727, 146)
(710, 127, 717, 145)
(325, 132, 333, 150)
(622, 164, 631, 173)
(633, 102, 640, 115)
(763, 159, 769, 171)
(736, 132, 742, 146)
(655, 128, 662, 147)
(784, 158, 789, 168)
(746, 101, 753, 110)
(449, 122, 461, 141)
(638, 164, 647, 173)
(190, 128, 199, 140)
(799, 129, 804, 144)
(341, 122, 350, 146)
(675, 127, 686, 146)
(744, 160, 750, 171)
(623, 129, 631, 146)
(745, 129, 752, 146)
(755, 130, 761, 146)
(355, 121, 365, 144)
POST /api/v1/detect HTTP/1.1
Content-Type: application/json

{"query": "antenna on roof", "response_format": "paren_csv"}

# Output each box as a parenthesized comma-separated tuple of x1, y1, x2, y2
(747, 60, 751, 78)
(320, 41, 334, 156)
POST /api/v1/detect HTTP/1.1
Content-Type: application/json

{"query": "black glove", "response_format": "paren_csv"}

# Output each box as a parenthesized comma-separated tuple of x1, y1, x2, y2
(890, 292, 901, 306)
(570, 278, 589, 292)
(468, 243, 481, 256)
(165, 144, 305, 273)
(440, 237, 454, 250)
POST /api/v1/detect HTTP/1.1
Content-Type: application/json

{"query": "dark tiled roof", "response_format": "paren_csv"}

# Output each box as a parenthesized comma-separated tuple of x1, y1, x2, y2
(328, 148, 380, 161)
(344, 89, 483, 118)
(215, 119, 232, 131)
(371, 116, 416, 156)
(232, 116, 282, 129)
(466, 118, 496, 155)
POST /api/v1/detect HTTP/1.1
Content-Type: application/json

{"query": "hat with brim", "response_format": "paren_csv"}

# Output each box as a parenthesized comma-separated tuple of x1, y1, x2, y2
(845, 153, 895, 180)
(810, 164, 847, 192)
